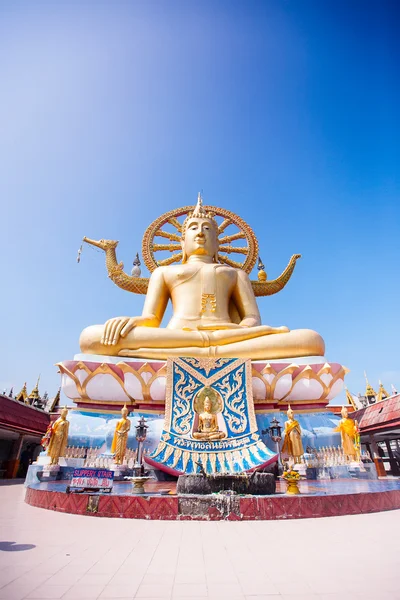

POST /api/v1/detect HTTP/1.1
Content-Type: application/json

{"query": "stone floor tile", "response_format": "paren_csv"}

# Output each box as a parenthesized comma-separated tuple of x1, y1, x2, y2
(279, 595, 322, 600)
(134, 583, 173, 597)
(240, 581, 280, 595)
(174, 572, 206, 584)
(244, 597, 281, 600)
(277, 581, 315, 595)
(207, 582, 244, 597)
(62, 583, 107, 599)
(25, 584, 73, 599)
(141, 574, 174, 585)
(172, 583, 208, 597)
(98, 583, 140, 598)
(78, 573, 115, 586)
(45, 571, 83, 586)
(206, 571, 239, 583)
(0, 585, 38, 600)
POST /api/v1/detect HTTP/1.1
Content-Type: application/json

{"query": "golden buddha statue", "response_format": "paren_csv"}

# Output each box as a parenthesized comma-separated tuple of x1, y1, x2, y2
(47, 407, 70, 465)
(281, 405, 304, 463)
(79, 196, 324, 360)
(111, 405, 131, 465)
(335, 406, 357, 461)
(193, 396, 226, 440)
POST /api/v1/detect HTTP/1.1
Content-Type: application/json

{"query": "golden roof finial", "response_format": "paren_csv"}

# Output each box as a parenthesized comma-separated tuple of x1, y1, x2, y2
(28, 375, 41, 404)
(15, 382, 28, 403)
(345, 386, 357, 411)
(364, 371, 377, 400)
(377, 380, 389, 402)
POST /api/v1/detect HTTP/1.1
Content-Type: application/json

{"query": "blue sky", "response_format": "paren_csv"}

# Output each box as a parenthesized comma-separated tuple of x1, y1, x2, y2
(1, 0, 399, 403)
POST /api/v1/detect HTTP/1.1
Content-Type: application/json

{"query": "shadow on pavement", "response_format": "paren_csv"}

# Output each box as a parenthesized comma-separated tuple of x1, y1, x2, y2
(0, 541, 36, 552)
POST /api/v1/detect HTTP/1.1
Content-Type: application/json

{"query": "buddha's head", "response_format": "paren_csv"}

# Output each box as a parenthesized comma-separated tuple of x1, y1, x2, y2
(121, 405, 128, 418)
(61, 406, 68, 420)
(287, 404, 294, 419)
(341, 406, 348, 418)
(181, 194, 219, 262)
(204, 396, 212, 413)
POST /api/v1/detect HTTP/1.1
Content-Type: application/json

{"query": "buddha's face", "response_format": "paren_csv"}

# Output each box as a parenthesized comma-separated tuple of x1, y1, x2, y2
(61, 408, 68, 419)
(122, 408, 128, 418)
(204, 397, 212, 412)
(182, 218, 218, 261)
(341, 406, 348, 418)
(287, 409, 294, 419)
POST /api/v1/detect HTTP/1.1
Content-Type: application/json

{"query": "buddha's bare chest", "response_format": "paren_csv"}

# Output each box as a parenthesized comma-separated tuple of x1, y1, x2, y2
(164, 266, 237, 296)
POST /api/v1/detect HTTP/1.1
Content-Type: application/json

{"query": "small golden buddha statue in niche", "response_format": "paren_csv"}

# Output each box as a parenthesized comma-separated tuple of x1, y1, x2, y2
(193, 395, 226, 441)
(79, 196, 325, 361)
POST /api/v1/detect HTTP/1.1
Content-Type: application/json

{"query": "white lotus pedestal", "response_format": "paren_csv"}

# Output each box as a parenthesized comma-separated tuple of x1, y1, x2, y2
(58, 354, 348, 412)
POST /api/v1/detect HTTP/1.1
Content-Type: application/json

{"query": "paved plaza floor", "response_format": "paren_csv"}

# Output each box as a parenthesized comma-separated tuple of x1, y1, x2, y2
(0, 482, 399, 600)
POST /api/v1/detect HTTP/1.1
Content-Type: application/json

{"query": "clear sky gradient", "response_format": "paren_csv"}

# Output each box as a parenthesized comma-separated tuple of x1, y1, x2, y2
(1, 0, 399, 403)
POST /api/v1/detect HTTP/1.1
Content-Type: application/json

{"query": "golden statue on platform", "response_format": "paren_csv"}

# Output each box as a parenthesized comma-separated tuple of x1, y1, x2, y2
(335, 406, 357, 461)
(111, 405, 131, 465)
(193, 395, 226, 441)
(47, 407, 70, 465)
(281, 405, 304, 463)
(80, 196, 325, 360)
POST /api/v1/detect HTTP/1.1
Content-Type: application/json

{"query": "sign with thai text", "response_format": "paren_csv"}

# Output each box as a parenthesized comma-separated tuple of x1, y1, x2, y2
(69, 468, 114, 492)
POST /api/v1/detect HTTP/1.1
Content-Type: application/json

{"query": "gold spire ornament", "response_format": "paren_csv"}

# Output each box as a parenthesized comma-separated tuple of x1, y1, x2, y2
(15, 382, 28, 403)
(345, 387, 358, 411)
(28, 375, 41, 406)
(364, 372, 377, 402)
(377, 380, 389, 402)
(257, 257, 267, 282)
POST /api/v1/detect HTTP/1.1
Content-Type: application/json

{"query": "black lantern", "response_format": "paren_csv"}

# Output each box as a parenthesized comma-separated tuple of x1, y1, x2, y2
(268, 417, 282, 443)
(135, 416, 148, 443)
(134, 417, 148, 474)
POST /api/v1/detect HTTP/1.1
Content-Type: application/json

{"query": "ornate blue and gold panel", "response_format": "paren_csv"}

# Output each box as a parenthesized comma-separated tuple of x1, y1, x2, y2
(149, 357, 276, 474)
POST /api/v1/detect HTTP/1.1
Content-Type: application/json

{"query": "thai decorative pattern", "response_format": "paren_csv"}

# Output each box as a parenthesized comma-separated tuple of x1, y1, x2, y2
(148, 357, 275, 475)
(58, 357, 348, 409)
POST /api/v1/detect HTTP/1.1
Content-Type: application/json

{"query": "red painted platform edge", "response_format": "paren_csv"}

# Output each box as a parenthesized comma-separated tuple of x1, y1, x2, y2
(25, 486, 400, 521)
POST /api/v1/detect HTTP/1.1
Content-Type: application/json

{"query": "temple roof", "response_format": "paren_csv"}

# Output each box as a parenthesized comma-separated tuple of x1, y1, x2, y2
(0, 393, 50, 436)
(351, 393, 400, 434)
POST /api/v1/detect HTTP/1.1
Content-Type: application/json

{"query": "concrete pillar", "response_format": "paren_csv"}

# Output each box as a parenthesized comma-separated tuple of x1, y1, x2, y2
(5, 434, 25, 478)
(368, 434, 386, 477)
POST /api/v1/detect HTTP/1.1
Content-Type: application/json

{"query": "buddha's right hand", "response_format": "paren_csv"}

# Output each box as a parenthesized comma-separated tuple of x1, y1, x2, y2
(101, 316, 152, 346)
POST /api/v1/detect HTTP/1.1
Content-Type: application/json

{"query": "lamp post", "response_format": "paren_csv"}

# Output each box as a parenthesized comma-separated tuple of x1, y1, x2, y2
(268, 417, 283, 474)
(135, 416, 148, 474)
